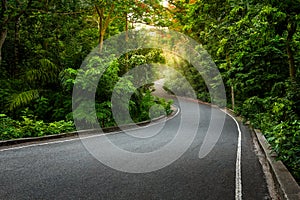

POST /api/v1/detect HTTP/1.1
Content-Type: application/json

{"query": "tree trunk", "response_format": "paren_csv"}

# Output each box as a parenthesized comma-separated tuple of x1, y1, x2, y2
(13, 16, 21, 77)
(231, 85, 235, 111)
(287, 42, 296, 80)
(0, 0, 8, 66)
(99, 30, 104, 53)
(95, 4, 115, 54)
(286, 19, 297, 81)
(0, 29, 7, 66)
(125, 12, 129, 41)
(98, 12, 104, 53)
(125, 12, 129, 73)
(95, 5, 105, 53)
(226, 52, 235, 110)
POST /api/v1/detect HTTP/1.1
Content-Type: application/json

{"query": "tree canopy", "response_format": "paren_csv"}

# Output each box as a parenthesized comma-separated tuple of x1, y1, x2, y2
(0, 0, 299, 183)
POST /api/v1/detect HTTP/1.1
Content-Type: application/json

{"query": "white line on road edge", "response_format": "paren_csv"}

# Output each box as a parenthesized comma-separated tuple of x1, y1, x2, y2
(0, 106, 180, 152)
(0, 104, 242, 200)
(222, 109, 242, 200)
(0, 137, 81, 152)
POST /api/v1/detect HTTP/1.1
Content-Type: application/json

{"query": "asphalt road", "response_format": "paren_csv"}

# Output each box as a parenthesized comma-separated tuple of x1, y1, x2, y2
(0, 94, 270, 199)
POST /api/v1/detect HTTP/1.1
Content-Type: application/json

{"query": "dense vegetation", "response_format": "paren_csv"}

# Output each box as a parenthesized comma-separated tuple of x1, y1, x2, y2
(0, 0, 299, 182)
(0, 0, 171, 139)
(166, 0, 300, 182)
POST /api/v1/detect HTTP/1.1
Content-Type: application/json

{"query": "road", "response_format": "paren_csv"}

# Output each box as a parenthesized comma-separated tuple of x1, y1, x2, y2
(0, 91, 270, 199)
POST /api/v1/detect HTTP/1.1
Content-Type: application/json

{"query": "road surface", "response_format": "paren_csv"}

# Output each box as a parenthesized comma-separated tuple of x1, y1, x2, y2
(0, 91, 270, 199)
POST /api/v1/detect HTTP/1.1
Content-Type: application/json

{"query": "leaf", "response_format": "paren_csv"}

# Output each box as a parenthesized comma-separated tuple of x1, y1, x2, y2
(9, 90, 40, 111)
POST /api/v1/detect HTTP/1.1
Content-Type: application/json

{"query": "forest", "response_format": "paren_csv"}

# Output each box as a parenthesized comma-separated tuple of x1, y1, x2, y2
(0, 0, 299, 182)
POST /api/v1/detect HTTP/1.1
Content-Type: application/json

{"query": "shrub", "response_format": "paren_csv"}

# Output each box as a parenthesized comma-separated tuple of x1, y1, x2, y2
(265, 120, 300, 182)
(238, 95, 299, 183)
(0, 114, 75, 140)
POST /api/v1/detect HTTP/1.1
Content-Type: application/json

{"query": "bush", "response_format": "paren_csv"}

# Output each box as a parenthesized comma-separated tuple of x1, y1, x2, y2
(265, 120, 300, 182)
(0, 114, 22, 139)
(130, 91, 173, 123)
(238, 95, 300, 183)
(0, 114, 75, 140)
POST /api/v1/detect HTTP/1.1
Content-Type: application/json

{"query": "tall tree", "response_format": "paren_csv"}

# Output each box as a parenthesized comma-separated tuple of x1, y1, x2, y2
(93, 0, 165, 52)
(0, 0, 34, 69)
(94, 1, 117, 52)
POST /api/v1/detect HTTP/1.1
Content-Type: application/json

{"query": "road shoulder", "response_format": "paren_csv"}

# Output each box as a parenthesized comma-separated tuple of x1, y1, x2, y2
(253, 129, 300, 200)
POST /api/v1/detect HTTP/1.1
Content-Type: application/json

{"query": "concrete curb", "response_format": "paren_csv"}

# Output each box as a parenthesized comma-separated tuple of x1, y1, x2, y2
(157, 95, 300, 199)
(0, 105, 178, 147)
(253, 129, 300, 200)
(205, 103, 300, 199)
(2, 93, 299, 200)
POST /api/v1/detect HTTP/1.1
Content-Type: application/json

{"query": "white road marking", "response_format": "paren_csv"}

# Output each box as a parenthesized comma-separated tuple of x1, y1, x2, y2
(0, 106, 180, 152)
(0, 137, 81, 152)
(222, 110, 242, 200)
(0, 104, 242, 200)
(0, 132, 134, 152)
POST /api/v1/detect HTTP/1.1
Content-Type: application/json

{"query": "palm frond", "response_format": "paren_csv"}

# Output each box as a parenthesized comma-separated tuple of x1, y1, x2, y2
(25, 58, 61, 84)
(9, 90, 40, 111)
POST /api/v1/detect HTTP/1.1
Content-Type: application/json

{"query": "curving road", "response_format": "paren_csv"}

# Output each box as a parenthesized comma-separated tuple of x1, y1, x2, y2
(0, 89, 270, 199)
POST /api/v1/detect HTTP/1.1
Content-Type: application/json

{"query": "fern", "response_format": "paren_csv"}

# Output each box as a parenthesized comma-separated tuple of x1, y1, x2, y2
(25, 59, 60, 84)
(9, 90, 40, 111)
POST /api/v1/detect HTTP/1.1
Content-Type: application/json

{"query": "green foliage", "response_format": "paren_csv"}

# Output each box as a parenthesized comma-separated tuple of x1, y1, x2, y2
(0, 114, 22, 140)
(25, 59, 61, 84)
(118, 48, 166, 76)
(3, 0, 298, 183)
(265, 120, 300, 182)
(9, 90, 40, 111)
(130, 90, 173, 123)
(0, 114, 74, 140)
(72, 50, 171, 128)
(0, 0, 173, 144)
(240, 95, 299, 182)
(60, 68, 78, 92)
(155, 97, 173, 116)
(170, 0, 300, 182)
(8, 58, 61, 112)
(163, 55, 209, 101)
(96, 101, 114, 127)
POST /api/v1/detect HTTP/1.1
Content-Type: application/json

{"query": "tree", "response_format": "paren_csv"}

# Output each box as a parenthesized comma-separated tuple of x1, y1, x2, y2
(0, 0, 35, 69)
(94, 1, 117, 52)
(165, 0, 300, 181)
(272, 0, 300, 80)
(93, 0, 165, 53)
